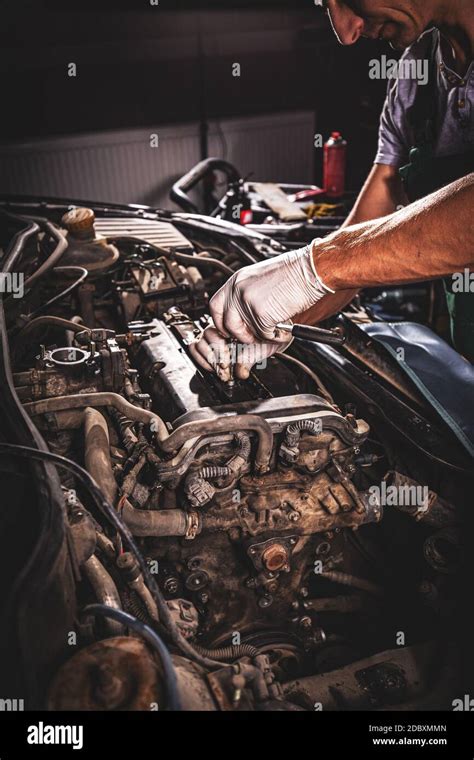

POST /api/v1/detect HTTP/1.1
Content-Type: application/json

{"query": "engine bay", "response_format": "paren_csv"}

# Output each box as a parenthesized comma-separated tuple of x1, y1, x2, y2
(0, 199, 469, 711)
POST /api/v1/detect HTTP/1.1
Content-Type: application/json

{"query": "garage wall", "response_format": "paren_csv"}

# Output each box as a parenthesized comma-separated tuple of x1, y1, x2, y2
(0, 111, 315, 208)
(0, 2, 388, 197)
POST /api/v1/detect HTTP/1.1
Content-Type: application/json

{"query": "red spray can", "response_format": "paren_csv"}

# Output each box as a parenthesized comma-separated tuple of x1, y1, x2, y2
(323, 132, 347, 198)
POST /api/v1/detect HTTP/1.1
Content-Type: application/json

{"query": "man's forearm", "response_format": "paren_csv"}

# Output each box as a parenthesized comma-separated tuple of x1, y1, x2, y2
(313, 174, 474, 290)
(341, 163, 407, 228)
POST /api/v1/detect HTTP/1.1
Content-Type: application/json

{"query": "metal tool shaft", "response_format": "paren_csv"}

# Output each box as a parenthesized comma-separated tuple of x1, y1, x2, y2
(276, 322, 345, 346)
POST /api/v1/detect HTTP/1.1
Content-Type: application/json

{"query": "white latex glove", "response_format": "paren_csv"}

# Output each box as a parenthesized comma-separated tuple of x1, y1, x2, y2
(210, 243, 334, 343)
(190, 243, 334, 379)
(189, 324, 290, 380)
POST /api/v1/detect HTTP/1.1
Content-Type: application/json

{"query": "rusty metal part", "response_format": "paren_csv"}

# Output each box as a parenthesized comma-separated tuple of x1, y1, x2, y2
(121, 502, 195, 538)
(166, 599, 199, 639)
(423, 528, 461, 574)
(82, 556, 123, 635)
(262, 544, 289, 572)
(24, 392, 168, 438)
(82, 406, 194, 538)
(48, 637, 165, 710)
(24, 393, 273, 473)
(68, 508, 96, 566)
(207, 653, 282, 711)
(84, 407, 118, 504)
(283, 640, 458, 711)
(161, 413, 274, 473)
(117, 553, 159, 621)
(184, 511, 200, 540)
(384, 471, 458, 527)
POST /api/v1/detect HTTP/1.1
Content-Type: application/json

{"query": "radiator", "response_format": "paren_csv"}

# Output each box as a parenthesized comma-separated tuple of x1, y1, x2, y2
(0, 110, 315, 209)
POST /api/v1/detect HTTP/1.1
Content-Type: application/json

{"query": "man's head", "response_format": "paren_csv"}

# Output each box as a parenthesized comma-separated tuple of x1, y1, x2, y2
(316, 1, 437, 51)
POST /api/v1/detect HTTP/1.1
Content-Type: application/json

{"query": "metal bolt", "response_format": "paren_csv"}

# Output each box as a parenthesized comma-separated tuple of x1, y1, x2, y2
(258, 595, 273, 609)
(163, 577, 179, 595)
(315, 541, 331, 557)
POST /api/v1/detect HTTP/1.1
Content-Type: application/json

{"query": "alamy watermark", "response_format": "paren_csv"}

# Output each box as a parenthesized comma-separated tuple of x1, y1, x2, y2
(27, 722, 83, 750)
(369, 55, 429, 86)
(0, 272, 23, 298)
(368, 480, 429, 509)
(0, 697, 24, 711)
(206, 342, 269, 371)
(451, 268, 474, 293)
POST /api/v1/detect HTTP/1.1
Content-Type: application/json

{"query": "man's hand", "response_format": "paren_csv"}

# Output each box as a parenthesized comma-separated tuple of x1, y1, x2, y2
(189, 245, 334, 378)
(189, 324, 291, 381)
(209, 244, 334, 343)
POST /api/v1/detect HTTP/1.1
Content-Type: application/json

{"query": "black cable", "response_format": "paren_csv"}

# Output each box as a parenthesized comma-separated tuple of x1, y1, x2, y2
(0, 442, 226, 670)
(0, 217, 52, 452)
(22, 216, 68, 290)
(0, 217, 69, 708)
(27, 266, 88, 318)
(82, 604, 182, 711)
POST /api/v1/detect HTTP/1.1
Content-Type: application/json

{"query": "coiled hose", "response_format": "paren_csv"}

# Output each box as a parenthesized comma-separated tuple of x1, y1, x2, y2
(285, 419, 322, 448)
(185, 432, 252, 506)
(193, 643, 260, 661)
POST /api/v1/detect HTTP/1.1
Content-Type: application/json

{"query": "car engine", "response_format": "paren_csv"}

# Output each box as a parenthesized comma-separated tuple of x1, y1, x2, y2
(0, 200, 468, 711)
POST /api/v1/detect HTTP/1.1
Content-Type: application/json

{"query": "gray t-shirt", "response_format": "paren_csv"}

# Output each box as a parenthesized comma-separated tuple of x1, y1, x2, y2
(375, 28, 474, 167)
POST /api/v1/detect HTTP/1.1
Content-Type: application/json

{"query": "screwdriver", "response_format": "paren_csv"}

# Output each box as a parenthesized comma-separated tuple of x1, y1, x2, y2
(276, 322, 345, 346)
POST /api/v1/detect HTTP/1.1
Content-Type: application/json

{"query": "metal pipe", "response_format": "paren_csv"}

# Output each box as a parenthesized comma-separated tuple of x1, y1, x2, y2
(15, 316, 91, 340)
(161, 414, 273, 473)
(120, 502, 192, 538)
(82, 407, 192, 538)
(28, 266, 88, 317)
(172, 250, 233, 275)
(82, 556, 123, 635)
(23, 219, 68, 289)
(116, 552, 159, 622)
(24, 392, 169, 440)
(84, 407, 118, 505)
(25, 397, 273, 472)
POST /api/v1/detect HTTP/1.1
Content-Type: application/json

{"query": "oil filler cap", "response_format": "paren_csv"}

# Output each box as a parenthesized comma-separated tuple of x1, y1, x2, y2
(62, 207, 96, 238)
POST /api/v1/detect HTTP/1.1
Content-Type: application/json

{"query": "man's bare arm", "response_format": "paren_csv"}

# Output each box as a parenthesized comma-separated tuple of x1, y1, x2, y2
(295, 164, 407, 323)
(342, 163, 408, 227)
(313, 173, 474, 290)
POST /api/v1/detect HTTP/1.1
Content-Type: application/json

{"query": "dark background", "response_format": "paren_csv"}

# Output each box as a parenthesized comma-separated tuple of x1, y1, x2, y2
(0, 0, 391, 193)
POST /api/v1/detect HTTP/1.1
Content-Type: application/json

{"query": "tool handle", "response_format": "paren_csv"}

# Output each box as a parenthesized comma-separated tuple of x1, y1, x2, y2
(291, 323, 345, 346)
